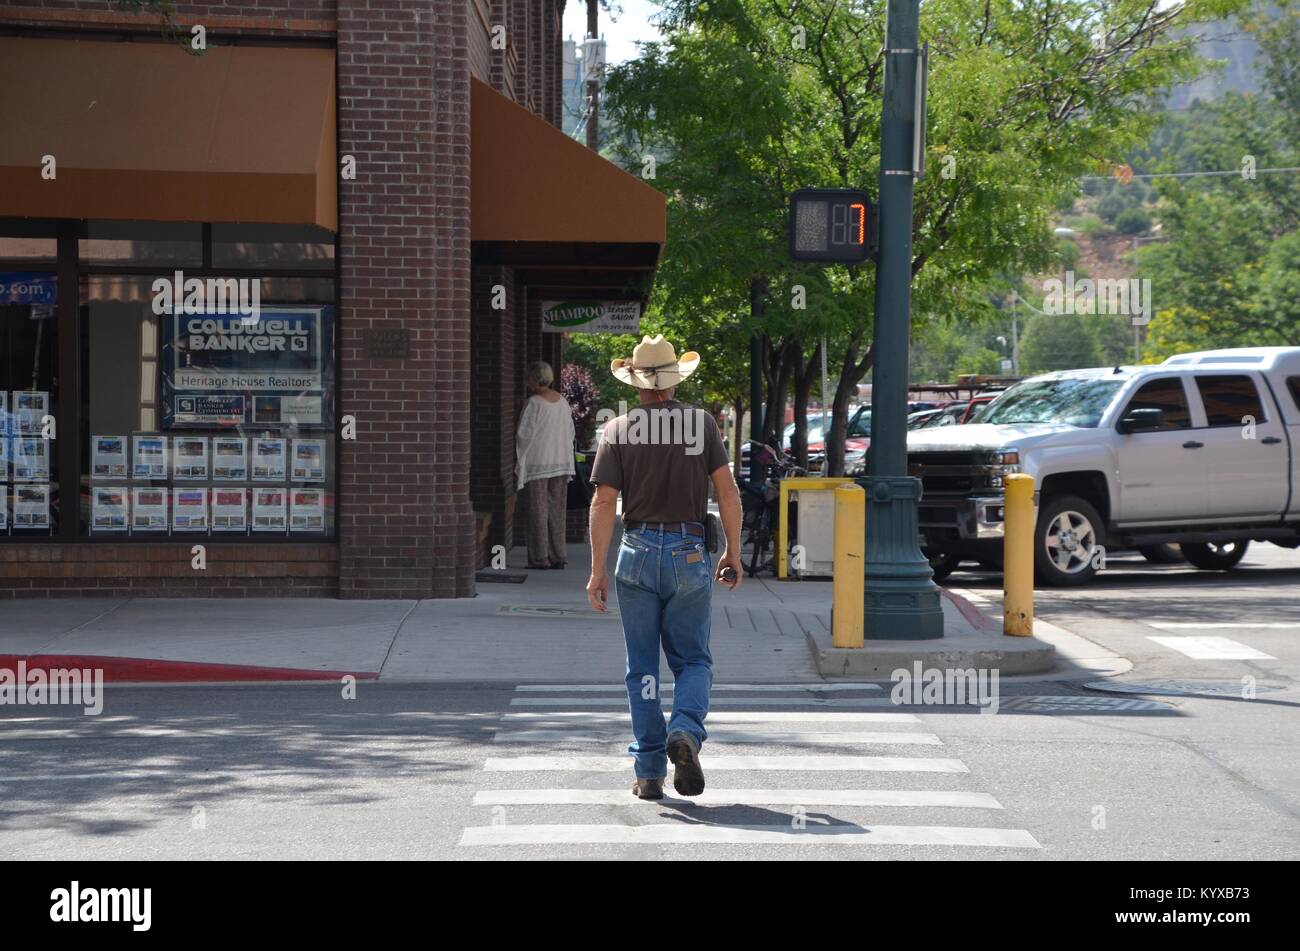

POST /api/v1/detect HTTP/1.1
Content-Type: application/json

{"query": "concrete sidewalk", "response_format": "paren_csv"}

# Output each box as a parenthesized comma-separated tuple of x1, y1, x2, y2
(0, 540, 1122, 684)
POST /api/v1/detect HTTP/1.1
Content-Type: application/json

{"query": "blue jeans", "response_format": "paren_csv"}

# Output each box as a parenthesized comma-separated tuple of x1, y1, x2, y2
(614, 525, 714, 779)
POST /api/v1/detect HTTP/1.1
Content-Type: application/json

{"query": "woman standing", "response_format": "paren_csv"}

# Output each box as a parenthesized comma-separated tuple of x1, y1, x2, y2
(515, 361, 576, 569)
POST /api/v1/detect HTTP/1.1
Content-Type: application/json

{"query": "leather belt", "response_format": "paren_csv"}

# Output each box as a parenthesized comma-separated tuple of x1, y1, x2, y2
(624, 520, 705, 538)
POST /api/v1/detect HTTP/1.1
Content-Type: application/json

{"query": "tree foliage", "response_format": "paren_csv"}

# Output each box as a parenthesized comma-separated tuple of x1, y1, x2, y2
(604, 0, 1244, 470)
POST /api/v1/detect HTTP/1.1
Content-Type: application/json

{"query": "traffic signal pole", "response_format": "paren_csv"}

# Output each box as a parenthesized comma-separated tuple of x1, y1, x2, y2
(863, 0, 945, 638)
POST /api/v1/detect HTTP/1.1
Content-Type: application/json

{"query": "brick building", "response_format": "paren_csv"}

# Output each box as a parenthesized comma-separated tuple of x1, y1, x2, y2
(0, 1, 666, 598)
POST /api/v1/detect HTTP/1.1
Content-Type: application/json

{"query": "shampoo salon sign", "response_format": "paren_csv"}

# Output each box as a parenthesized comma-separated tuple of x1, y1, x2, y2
(541, 300, 641, 335)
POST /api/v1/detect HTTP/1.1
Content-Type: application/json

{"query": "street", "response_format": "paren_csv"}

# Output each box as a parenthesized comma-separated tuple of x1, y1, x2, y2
(4, 548, 1296, 861)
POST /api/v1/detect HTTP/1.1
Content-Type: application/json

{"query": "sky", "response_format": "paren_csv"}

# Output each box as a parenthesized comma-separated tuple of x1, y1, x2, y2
(562, 0, 664, 64)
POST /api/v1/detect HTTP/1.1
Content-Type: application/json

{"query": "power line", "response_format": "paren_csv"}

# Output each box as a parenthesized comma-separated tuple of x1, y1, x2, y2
(1080, 166, 1300, 181)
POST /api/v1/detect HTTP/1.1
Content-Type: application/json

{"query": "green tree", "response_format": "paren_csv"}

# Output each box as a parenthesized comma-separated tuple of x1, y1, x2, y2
(1019, 314, 1104, 374)
(605, 0, 1245, 472)
(1140, 3, 1300, 358)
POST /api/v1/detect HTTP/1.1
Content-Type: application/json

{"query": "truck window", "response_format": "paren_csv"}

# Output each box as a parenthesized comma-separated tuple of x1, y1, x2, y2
(1289, 377, 1300, 413)
(1194, 374, 1266, 427)
(1121, 377, 1190, 430)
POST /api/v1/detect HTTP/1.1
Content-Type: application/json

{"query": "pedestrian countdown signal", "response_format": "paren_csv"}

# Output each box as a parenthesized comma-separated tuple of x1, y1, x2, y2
(788, 188, 874, 263)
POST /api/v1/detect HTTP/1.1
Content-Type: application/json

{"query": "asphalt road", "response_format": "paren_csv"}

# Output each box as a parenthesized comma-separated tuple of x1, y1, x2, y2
(2, 544, 1297, 861)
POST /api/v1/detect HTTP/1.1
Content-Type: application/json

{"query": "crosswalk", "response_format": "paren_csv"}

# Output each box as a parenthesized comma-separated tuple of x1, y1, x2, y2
(458, 684, 1042, 855)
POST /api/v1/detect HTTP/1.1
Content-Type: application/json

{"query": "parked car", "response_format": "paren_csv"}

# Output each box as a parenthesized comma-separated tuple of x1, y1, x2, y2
(909, 403, 969, 429)
(909, 347, 1300, 586)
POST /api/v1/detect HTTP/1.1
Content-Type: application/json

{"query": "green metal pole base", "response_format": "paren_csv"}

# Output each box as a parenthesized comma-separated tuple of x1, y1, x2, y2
(862, 475, 945, 640)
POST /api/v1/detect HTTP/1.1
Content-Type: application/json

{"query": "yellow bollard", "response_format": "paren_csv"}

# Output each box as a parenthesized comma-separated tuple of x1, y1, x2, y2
(1003, 473, 1035, 636)
(832, 483, 865, 648)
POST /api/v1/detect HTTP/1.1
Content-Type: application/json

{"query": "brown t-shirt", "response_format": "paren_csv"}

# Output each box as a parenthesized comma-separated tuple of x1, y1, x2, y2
(590, 400, 730, 523)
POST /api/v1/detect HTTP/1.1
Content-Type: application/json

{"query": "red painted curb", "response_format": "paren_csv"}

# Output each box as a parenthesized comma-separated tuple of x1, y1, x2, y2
(0, 654, 379, 683)
(939, 589, 1000, 631)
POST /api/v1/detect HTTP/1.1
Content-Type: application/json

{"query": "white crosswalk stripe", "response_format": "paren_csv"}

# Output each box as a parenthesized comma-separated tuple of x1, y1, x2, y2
(493, 729, 944, 746)
(1147, 636, 1276, 660)
(458, 685, 1042, 854)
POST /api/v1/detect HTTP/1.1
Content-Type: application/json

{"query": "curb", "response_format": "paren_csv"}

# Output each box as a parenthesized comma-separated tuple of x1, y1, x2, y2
(803, 590, 1057, 678)
(0, 654, 379, 684)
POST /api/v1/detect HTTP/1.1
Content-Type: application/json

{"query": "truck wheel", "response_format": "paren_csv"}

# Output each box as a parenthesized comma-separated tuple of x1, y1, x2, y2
(1035, 495, 1105, 587)
(927, 551, 960, 582)
(1138, 544, 1185, 565)
(1181, 540, 1250, 571)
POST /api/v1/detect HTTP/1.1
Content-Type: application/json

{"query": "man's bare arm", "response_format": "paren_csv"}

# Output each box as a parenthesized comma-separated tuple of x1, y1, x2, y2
(710, 464, 743, 590)
(586, 484, 619, 611)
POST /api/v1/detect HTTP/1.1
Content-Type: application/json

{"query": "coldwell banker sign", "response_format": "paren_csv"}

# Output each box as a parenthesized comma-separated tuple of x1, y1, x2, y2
(541, 300, 641, 334)
(162, 306, 332, 429)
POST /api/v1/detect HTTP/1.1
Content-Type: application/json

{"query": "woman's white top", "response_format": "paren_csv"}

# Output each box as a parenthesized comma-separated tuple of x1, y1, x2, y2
(515, 392, 576, 490)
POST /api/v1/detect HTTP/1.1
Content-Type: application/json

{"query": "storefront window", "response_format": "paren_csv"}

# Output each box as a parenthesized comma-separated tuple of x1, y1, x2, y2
(80, 266, 337, 540)
(0, 270, 59, 536)
(211, 223, 335, 270)
(80, 220, 204, 267)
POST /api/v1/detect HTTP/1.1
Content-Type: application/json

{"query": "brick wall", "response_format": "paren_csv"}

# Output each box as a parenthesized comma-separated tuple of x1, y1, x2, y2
(0, 544, 337, 598)
(469, 261, 520, 562)
(336, 0, 477, 599)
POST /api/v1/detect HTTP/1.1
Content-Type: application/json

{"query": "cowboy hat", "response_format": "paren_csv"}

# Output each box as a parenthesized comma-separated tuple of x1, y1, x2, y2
(610, 334, 701, 389)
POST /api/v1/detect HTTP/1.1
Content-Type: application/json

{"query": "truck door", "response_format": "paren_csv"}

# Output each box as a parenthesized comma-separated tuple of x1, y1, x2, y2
(1113, 375, 1200, 523)
(1188, 373, 1288, 519)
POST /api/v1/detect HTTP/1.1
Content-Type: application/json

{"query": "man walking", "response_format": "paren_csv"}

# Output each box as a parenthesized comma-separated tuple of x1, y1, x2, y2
(586, 335, 743, 800)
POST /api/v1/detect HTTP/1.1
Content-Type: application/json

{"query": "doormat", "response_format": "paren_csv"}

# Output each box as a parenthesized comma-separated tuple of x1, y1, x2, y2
(476, 572, 528, 584)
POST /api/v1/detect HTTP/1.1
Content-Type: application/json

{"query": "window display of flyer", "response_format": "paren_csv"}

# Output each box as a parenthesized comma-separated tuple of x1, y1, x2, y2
(13, 483, 50, 530)
(91, 435, 129, 479)
(211, 487, 248, 533)
(291, 438, 325, 482)
(172, 436, 209, 480)
(252, 487, 287, 533)
(252, 437, 287, 482)
(171, 487, 209, 532)
(212, 436, 248, 481)
(0, 489, 7, 531)
(130, 487, 168, 532)
(12, 390, 49, 434)
(132, 435, 168, 479)
(290, 487, 325, 533)
(91, 486, 129, 533)
(12, 436, 50, 481)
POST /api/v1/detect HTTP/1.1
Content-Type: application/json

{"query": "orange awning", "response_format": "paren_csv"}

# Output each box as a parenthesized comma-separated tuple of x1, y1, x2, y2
(470, 78, 665, 248)
(0, 37, 337, 231)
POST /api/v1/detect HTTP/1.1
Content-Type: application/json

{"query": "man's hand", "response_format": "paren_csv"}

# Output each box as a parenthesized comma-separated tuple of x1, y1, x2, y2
(587, 571, 610, 612)
(715, 550, 742, 591)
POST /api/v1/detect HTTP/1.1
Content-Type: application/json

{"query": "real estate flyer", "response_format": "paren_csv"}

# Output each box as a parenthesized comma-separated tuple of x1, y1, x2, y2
(291, 438, 325, 482)
(252, 437, 287, 482)
(0, 489, 7, 531)
(12, 390, 49, 435)
(13, 483, 50, 530)
(173, 436, 209, 480)
(91, 486, 129, 532)
(12, 436, 50, 481)
(252, 487, 287, 533)
(133, 435, 168, 479)
(211, 488, 248, 533)
(290, 487, 325, 533)
(0, 435, 8, 480)
(212, 436, 248, 481)
(91, 435, 129, 479)
(171, 487, 209, 532)
(130, 487, 168, 532)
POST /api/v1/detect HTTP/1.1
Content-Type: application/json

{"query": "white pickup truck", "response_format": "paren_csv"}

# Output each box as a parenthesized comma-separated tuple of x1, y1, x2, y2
(909, 347, 1300, 586)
